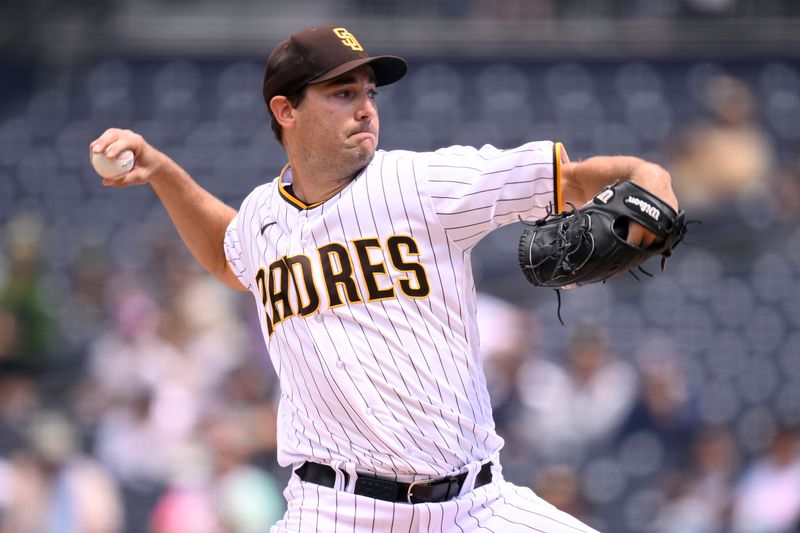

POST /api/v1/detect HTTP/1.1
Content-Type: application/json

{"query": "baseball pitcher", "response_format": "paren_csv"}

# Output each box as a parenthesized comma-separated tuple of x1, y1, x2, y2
(90, 25, 685, 532)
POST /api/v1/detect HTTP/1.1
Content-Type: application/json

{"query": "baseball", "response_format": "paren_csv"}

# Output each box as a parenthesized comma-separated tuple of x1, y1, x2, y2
(91, 149, 135, 179)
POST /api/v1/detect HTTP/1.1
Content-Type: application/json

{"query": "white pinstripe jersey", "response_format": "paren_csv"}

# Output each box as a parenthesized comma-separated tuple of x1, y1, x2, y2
(224, 140, 564, 480)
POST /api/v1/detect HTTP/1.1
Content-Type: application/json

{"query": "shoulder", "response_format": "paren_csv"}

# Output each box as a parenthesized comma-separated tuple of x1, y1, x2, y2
(363, 149, 431, 178)
(430, 141, 554, 162)
(373, 144, 504, 163)
(371, 148, 427, 162)
(237, 178, 278, 211)
(434, 144, 499, 157)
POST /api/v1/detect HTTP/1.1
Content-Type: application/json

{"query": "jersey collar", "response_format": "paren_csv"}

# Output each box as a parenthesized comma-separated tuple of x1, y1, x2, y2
(277, 163, 326, 210)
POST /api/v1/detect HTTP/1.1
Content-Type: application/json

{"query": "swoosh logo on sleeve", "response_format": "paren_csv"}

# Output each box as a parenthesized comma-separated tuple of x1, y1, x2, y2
(260, 221, 276, 235)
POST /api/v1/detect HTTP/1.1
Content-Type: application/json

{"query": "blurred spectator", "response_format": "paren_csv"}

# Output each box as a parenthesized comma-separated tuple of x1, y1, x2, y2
(150, 489, 219, 533)
(616, 343, 697, 470)
(666, 75, 776, 213)
(164, 272, 249, 399)
(0, 309, 17, 362)
(215, 361, 280, 473)
(149, 443, 219, 533)
(518, 322, 638, 462)
(0, 212, 55, 374)
(86, 286, 176, 400)
(730, 426, 800, 533)
(93, 387, 174, 487)
(0, 411, 124, 532)
(0, 214, 54, 459)
(0, 456, 9, 520)
(477, 293, 541, 481)
(59, 237, 113, 353)
(772, 151, 800, 218)
(203, 411, 284, 531)
(0, 374, 41, 453)
(511, 336, 572, 461)
(651, 426, 740, 532)
(87, 287, 198, 486)
(477, 293, 532, 431)
(150, 411, 284, 533)
(532, 464, 592, 524)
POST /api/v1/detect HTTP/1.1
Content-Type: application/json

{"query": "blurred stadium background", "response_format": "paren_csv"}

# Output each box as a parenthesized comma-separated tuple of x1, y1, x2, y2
(1, 1, 800, 531)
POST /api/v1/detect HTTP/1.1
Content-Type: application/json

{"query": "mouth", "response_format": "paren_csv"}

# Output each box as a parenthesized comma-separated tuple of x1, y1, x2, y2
(348, 131, 377, 148)
(349, 130, 375, 140)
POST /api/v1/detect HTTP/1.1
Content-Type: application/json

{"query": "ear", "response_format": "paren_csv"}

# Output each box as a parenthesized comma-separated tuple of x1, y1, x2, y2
(269, 95, 296, 130)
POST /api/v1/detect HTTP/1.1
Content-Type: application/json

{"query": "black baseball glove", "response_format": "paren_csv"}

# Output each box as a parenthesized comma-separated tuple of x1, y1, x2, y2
(518, 180, 688, 289)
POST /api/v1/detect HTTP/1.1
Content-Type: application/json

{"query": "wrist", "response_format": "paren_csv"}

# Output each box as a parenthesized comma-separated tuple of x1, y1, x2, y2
(146, 150, 175, 186)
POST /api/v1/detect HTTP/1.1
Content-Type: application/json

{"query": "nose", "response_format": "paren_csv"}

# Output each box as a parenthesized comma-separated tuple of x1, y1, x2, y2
(356, 95, 377, 121)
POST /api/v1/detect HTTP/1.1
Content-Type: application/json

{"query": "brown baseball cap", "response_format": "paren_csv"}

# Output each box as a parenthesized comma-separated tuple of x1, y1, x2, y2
(262, 25, 407, 108)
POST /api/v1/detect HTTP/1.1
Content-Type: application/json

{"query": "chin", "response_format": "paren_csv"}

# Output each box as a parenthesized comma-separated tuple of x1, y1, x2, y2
(353, 146, 376, 167)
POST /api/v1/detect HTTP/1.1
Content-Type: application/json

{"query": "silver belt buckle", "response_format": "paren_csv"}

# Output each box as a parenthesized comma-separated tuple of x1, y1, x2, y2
(406, 478, 433, 504)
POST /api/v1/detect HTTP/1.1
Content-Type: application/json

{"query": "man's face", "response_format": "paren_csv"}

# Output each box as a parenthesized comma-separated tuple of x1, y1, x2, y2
(291, 66, 380, 176)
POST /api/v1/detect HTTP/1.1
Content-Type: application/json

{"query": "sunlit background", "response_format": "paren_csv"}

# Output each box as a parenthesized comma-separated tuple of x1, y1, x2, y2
(1, 1, 800, 532)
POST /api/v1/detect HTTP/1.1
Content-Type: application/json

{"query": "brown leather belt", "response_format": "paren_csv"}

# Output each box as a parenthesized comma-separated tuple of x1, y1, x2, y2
(295, 461, 493, 504)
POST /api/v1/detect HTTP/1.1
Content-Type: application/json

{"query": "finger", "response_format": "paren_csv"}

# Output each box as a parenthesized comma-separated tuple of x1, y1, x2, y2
(626, 222, 644, 247)
(101, 177, 133, 188)
(101, 168, 147, 188)
(103, 176, 136, 188)
(89, 128, 123, 154)
(627, 221, 660, 248)
(103, 138, 129, 158)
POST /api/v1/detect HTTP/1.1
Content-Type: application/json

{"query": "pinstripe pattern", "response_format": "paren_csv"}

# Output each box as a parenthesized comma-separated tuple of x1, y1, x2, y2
(225, 142, 553, 480)
(226, 141, 598, 531)
(225, 142, 556, 477)
(271, 471, 599, 532)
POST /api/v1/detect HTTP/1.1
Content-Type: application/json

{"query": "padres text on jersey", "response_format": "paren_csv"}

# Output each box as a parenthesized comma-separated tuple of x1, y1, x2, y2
(254, 235, 431, 336)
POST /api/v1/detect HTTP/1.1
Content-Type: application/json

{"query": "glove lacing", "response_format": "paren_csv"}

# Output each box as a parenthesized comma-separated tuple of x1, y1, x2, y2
(520, 207, 696, 326)
(522, 203, 591, 325)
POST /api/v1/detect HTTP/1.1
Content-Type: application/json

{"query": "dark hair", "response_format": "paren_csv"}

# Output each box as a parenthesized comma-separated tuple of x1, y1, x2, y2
(269, 87, 308, 145)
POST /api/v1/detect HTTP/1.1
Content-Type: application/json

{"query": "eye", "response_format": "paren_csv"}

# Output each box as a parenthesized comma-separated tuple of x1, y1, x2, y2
(368, 89, 378, 100)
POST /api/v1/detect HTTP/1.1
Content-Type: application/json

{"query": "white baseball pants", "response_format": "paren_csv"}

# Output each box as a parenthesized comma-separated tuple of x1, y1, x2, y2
(270, 463, 600, 532)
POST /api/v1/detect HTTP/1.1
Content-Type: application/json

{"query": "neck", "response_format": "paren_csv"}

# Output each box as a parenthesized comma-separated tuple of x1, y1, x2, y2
(291, 171, 357, 205)
(284, 152, 371, 206)
(289, 161, 361, 205)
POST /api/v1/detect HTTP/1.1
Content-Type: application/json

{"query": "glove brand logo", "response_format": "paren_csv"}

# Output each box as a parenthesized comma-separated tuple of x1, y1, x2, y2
(625, 195, 661, 221)
(333, 28, 364, 51)
(595, 189, 615, 204)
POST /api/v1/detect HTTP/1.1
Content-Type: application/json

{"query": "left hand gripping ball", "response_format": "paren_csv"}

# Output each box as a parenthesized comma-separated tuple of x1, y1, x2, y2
(91, 149, 135, 179)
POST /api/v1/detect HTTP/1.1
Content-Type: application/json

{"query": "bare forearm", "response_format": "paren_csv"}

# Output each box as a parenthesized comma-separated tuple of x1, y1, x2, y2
(90, 128, 245, 291)
(562, 156, 677, 212)
(560, 154, 679, 247)
(149, 154, 242, 288)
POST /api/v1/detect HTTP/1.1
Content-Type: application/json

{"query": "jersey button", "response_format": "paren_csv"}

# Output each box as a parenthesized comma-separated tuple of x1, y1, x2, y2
(365, 407, 374, 416)
(335, 360, 344, 369)
(315, 314, 324, 323)
(299, 239, 307, 247)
